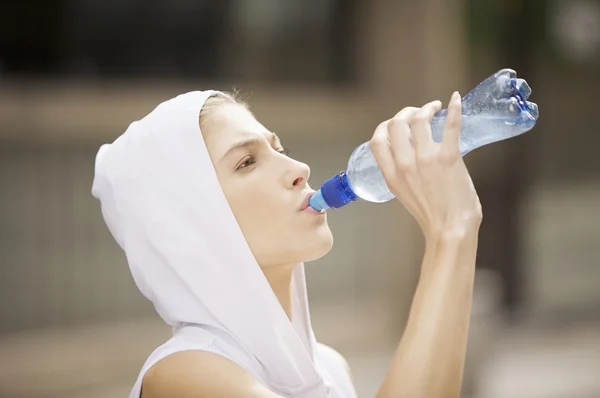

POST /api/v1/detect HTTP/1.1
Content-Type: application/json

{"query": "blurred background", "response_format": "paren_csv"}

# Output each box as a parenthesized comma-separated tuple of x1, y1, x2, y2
(0, 0, 599, 397)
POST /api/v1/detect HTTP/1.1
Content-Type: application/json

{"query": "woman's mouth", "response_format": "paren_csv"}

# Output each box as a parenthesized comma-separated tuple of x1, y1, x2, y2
(302, 205, 326, 215)
(300, 191, 326, 215)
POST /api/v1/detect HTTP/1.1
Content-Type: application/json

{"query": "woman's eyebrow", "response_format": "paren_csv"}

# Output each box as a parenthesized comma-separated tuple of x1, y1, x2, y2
(220, 139, 262, 161)
(220, 132, 281, 162)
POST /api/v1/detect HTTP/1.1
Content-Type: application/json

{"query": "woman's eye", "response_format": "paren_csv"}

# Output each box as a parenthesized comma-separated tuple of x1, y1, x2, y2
(277, 148, 289, 156)
(237, 155, 256, 170)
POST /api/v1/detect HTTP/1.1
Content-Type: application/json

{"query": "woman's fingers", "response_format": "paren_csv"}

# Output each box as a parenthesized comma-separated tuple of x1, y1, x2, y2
(370, 120, 396, 182)
(440, 92, 462, 162)
(387, 107, 420, 172)
(371, 93, 479, 235)
(410, 101, 441, 156)
(371, 108, 423, 219)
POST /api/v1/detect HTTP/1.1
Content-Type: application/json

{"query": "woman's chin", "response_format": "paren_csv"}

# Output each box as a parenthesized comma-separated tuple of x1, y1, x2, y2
(303, 229, 334, 263)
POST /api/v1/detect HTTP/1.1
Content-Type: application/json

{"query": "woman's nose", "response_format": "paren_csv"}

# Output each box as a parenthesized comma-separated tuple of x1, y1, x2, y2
(287, 160, 311, 188)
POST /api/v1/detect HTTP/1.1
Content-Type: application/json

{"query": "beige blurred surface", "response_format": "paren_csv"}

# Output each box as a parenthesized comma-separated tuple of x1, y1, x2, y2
(1, 312, 599, 398)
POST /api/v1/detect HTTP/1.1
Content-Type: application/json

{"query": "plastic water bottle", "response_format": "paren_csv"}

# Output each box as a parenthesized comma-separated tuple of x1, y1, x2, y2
(309, 68, 540, 212)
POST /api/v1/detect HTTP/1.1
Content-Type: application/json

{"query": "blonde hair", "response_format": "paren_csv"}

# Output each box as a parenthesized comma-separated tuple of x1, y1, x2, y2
(199, 90, 249, 133)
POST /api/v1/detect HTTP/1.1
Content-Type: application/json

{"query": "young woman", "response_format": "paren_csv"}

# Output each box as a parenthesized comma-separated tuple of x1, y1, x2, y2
(92, 89, 481, 398)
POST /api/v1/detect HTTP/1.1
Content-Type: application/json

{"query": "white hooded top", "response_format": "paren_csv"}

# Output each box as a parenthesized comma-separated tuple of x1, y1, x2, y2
(91, 91, 357, 398)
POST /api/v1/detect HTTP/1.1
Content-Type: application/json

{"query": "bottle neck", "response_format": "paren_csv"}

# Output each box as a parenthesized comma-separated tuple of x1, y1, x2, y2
(319, 171, 358, 209)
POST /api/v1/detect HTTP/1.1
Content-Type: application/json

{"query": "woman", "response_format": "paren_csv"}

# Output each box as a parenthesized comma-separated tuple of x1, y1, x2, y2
(92, 89, 481, 398)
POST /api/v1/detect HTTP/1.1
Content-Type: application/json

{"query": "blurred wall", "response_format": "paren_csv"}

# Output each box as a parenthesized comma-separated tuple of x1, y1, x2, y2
(0, 0, 598, 349)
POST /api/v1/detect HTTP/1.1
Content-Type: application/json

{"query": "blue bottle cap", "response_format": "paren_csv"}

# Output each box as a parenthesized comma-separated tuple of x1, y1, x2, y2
(309, 171, 358, 211)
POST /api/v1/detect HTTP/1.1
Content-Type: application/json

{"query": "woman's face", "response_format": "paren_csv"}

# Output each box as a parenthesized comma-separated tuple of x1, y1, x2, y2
(202, 102, 333, 268)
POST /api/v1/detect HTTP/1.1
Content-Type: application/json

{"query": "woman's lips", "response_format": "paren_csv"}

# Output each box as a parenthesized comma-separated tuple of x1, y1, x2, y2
(302, 205, 325, 215)
(300, 191, 326, 214)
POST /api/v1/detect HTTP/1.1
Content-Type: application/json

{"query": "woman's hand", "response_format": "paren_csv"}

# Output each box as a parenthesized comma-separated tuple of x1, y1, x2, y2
(370, 92, 482, 240)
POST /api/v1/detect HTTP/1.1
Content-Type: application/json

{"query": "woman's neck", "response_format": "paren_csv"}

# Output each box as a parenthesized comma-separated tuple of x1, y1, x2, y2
(262, 263, 296, 320)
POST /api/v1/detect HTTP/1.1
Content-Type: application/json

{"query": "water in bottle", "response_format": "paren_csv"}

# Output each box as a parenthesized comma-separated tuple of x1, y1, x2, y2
(309, 68, 540, 211)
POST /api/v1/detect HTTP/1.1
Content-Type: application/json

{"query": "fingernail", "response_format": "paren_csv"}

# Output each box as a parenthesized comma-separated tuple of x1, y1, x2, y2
(453, 91, 461, 102)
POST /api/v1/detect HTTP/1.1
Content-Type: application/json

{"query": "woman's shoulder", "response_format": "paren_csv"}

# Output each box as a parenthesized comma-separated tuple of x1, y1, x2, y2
(130, 326, 267, 398)
(141, 350, 283, 398)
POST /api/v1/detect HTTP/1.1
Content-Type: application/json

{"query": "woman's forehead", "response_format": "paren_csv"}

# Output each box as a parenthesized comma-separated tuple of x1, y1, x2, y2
(203, 102, 275, 154)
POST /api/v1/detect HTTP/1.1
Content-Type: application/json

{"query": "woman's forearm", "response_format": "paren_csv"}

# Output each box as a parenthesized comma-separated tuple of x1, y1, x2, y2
(376, 226, 479, 398)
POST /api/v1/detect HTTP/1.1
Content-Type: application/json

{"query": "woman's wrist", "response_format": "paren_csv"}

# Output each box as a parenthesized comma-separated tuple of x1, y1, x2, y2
(421, 222, 480, 276)
(424, 217, 481, 245)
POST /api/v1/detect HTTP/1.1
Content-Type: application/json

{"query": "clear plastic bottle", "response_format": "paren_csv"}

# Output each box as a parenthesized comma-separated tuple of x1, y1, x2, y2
(309, 68, 540, 211)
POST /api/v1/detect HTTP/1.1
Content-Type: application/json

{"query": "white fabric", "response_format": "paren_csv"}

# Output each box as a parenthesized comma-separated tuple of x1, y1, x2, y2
(91, 91, 357, 398)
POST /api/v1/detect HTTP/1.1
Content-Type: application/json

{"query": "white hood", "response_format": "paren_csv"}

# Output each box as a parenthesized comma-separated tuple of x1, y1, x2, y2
(91, 91, 328, 396)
